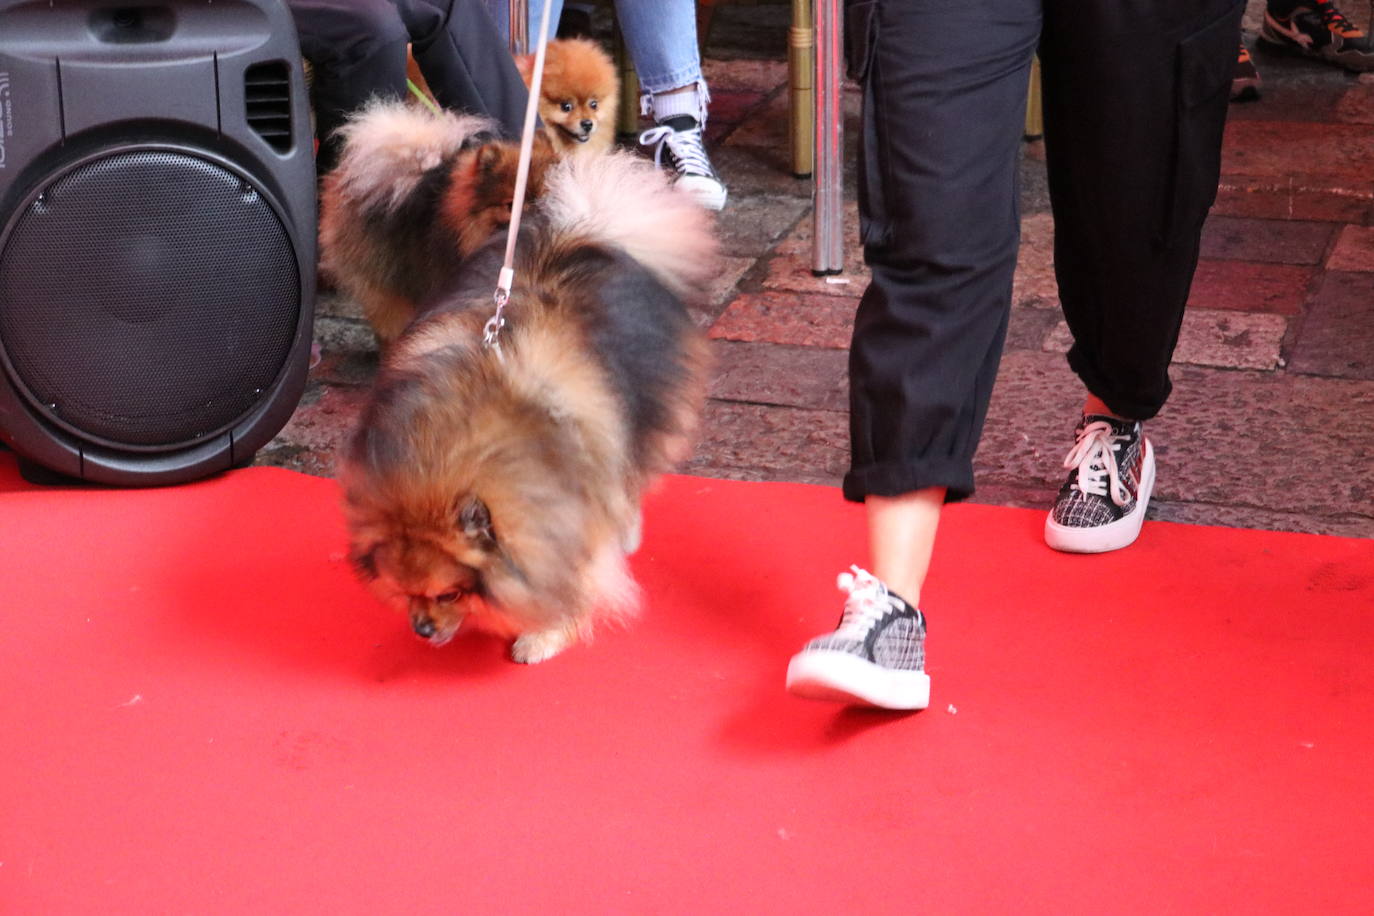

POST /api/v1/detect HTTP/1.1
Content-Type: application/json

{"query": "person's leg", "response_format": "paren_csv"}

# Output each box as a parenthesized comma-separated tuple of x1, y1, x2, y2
(488, 0, 566, 46)
(288, 0, 411, 173)
(394, 0, 531, 137)
(786, 0, 1039, 710)
(614, 0, 702, 98)
(1039, 0, 1243, 553)
(866, 489, 945, 606)
(614, 0, 727, 209)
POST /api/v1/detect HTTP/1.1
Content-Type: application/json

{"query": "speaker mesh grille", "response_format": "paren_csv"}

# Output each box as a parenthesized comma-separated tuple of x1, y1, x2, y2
(0, 150, 300, 448)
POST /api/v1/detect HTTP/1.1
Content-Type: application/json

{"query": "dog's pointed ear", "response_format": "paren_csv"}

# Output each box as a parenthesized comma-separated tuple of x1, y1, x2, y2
(457, 496, 496, 547)
(475, 141, 505, 173)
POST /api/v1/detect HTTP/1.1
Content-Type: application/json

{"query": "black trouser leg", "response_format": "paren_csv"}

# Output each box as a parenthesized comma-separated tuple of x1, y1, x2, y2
(1041, 0, 1244, 420)
(844, 0, 1040, 503)
(395, 0, 530, 138)
(289, 0, 411, 173)
(845, 0, 1242, 502)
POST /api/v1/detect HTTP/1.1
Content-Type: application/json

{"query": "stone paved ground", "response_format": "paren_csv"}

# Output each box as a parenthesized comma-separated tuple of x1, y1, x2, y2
(259, 0, 1374, 539)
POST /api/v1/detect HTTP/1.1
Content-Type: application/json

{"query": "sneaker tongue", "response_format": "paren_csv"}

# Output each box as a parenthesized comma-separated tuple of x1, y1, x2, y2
(659, 115, 699, 132)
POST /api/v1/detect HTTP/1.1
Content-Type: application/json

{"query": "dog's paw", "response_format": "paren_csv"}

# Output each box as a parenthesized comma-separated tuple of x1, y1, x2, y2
(510, 627, 575, 664)
(622, 509, 643, 555)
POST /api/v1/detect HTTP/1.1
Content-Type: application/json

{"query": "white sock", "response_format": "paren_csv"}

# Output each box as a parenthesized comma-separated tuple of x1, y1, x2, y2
(642, 80, 710, 125)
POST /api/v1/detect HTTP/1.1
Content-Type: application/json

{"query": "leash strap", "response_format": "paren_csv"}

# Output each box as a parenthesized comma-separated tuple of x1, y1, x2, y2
(482, 0, 556, 359)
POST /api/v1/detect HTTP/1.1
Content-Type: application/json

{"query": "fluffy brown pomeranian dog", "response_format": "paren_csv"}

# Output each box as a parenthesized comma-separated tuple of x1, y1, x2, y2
(515, 37, 619, 157)
(319, 103, 557, 344)
(323, 102, 716, 663)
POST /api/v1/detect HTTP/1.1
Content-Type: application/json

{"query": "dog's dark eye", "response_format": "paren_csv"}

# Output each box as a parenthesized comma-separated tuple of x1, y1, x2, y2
(434, 590, 463, 604)
(560, 101, 573, 113)
(588, 99, 598, 110)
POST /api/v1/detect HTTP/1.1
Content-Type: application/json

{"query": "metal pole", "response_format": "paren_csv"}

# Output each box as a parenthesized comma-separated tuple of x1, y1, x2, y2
(789, 0, 814, 179)
(509, 0, 529, 56)
(1024, 55, 1044, 140)
(613, 12, 641, 137)
(811, 0, 843, 275)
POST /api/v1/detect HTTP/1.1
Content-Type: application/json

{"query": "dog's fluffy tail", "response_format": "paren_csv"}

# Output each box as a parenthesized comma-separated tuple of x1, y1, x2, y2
(540, 151, 719, 299)
(326, 100, 495, 216)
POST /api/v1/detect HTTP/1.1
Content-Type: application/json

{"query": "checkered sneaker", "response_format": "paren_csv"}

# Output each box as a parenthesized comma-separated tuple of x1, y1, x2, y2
(1044, 414, 1156, 553)
(785, 566, 930, 710)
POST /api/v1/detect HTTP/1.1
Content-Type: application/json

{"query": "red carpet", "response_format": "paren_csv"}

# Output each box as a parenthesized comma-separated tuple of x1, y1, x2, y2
(2, 451, 1372, 913)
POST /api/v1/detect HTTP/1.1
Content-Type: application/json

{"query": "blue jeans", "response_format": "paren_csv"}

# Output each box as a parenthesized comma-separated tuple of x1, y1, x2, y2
(484, 0, 704, 97)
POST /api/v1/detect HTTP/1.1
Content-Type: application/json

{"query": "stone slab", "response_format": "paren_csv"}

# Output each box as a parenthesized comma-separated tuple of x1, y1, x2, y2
(1004, 306, 1062, 352)
(263, 384, 370, 458)
(708, 291, 857, 349)
(1200, 216, 1337, 265)
(1221, 62, 1348, 123)
(1187, 259, 1315, 315)
(710, 144, 814, 199)
(1018, 141, 1053, 215)
(311, 317, 379, 387)
(1013, 212, 1059, 309)
(707, 340, 849, 412)
(701, 58, 789, 94)
(722, 85, 862, 162)
(316, 291, 364, 321)
(1335, 82, 1374, 126)
(714, 194, 809, 259)
(1157, 365, 1374, 522)
(760, 203, 868, 294)
(1327, 225, 1374, 272)
(702, 89, 769, 144)
(1222, 120, 1374, 183)
(1044, 309, 1288, 371)
(683, 399, 849, 485)
(695, 255, 757, 329)
(1287, 271, 1374, 379)
(1145, 501, 1374, 539)
(1214, 176, 1374, 224)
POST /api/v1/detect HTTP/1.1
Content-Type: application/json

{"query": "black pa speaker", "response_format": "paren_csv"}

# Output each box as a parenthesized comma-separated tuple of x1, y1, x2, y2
(0, 0, 316, 486)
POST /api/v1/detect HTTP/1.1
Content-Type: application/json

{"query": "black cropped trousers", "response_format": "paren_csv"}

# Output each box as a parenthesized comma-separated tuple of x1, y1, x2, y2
(842, 0, 1244, 502)
(288, 0, 529, 171)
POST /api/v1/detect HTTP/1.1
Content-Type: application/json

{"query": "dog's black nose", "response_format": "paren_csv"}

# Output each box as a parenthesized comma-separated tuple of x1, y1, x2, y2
(412, 616, 437, 639)
(580, 119, 594, 132)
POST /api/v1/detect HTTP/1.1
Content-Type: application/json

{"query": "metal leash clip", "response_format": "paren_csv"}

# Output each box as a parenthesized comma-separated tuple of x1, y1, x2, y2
(482, 267, 515, 360)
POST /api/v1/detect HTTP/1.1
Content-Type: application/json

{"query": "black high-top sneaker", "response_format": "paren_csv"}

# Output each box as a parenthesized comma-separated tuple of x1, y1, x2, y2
(786, 567, 929, 710)
(1044, 415, 1156, 553)
(638, 115, 728, 211)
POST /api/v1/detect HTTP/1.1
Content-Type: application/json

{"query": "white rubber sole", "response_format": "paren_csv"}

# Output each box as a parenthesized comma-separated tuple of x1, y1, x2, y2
(786, 650, 930, 710)
(1044, 438, 1156, 554)
(676, 175, 727, 211)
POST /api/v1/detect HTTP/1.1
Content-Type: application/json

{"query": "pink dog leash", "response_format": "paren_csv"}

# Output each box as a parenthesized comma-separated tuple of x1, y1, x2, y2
(482, 0, 556, 361)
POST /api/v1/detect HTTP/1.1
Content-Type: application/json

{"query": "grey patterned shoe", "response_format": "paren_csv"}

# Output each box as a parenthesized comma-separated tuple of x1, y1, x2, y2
(1044, 414, 1155, 553)
(786, 567, 929, 710)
